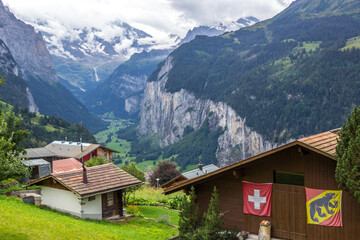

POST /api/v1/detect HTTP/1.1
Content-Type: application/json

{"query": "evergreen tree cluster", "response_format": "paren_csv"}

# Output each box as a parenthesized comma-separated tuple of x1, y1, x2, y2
(335, 106, 360, 202)
(178, 187, 237, 240)
(13, 106, 96, 148)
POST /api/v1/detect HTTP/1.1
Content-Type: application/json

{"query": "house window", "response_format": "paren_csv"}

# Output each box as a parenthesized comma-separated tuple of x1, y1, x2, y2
(107, 192, 114, 206)
(273, 170, 304, 186)
(88, 196, 95, 201)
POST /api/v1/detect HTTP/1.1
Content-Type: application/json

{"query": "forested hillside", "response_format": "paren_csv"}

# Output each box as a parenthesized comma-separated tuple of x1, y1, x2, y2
(148, 0, 360, 143)
(7, 105, 96, 148)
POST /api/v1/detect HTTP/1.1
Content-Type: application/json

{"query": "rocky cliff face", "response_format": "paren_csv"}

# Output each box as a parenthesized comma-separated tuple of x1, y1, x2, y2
(0, 1, 57, 83)
(0, 39, 32, 110)
(0, 1, 104, 131)
(140, 57, 275, 166)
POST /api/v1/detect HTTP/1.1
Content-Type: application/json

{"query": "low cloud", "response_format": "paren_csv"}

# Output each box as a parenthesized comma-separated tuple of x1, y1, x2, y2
(3, 0, 292, 38)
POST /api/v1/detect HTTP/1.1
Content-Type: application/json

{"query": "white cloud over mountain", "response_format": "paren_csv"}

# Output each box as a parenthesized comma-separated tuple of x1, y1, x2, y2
(3, 0, 293, 39)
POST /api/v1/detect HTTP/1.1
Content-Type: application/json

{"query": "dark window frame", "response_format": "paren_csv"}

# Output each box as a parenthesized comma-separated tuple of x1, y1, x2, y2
(273, 170, 305, 186)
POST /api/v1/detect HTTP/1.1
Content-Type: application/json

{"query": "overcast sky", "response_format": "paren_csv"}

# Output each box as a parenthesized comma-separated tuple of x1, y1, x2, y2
(3, 0, 293, 38)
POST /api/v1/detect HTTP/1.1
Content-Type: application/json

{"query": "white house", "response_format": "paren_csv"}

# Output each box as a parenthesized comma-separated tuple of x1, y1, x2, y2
(27, 163, 142, 220)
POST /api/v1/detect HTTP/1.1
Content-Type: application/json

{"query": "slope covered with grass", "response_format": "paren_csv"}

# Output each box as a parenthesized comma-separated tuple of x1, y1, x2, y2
(0, 195, 178, 240)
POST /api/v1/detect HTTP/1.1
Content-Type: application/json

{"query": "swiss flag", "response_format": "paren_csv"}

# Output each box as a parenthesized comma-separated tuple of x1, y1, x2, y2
(242, 181, 272, 216)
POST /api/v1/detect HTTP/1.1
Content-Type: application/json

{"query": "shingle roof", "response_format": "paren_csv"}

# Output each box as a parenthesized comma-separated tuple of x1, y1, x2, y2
(44, 142, 85, 158)
(182, 164, 219, 179)
(21, 148, 56, 159)
(164, 130, 340, 194)
(74, 144, 101, 159)
(22, 159, 50, 166)
(298, 129, 339, 156)
(28, 163, 142, 198)
(44, 141, 119, 159)
(53, 158, 83, 173)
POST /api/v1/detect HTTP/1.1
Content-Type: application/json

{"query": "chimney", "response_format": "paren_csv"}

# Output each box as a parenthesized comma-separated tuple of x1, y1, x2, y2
(199, 162, 203, 171)
(82, 158, 88, 183)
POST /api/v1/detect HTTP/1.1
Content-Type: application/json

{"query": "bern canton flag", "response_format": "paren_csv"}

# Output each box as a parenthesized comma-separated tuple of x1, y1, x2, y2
(242, 181, 273, 216)
(305, 187, 342, 226)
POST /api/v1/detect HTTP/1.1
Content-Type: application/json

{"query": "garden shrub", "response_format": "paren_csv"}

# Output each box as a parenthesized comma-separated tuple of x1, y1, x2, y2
(157, 214, 172, 225)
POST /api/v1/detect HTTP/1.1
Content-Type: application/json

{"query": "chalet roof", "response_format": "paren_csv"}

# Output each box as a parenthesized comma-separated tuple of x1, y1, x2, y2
(164, 129, 339, 194)
(53, 158, 83, 173)
(21, 148, 56, 159)
(182, 164, 219, 179)
(27, 163, 142, 198)
(161, 164, 219, 188)
(22, 158, 50, 166)
(298, 129, 339, 157)
(44, 141, 119, 159)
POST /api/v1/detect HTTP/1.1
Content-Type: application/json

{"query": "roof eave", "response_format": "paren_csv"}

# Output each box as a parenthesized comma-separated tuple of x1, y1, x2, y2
(79, 182, 144, 199)
(163, 140, 336, 195)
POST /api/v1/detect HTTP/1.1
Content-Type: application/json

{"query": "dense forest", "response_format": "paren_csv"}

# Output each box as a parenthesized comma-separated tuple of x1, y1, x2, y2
(117, 119, 223, 170)
(148, 8, 360, 143)
(8, 105, 97, 148)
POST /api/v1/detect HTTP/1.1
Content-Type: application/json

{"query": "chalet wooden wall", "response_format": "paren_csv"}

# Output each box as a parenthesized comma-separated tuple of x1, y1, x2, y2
(192, 146, 360, 240)
(102, 190, 121, 218)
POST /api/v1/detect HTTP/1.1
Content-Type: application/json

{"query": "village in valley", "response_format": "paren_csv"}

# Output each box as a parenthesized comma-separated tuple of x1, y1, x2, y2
(2, 0, 360, 239)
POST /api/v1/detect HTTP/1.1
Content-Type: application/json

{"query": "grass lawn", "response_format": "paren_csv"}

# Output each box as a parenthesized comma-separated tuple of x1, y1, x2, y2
(134, 185, 185, 204)
(0, 195, 178, 240)
(138, 206, 180, 226)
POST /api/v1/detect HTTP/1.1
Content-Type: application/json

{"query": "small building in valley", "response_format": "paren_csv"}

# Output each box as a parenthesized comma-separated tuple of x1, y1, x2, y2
(22, 159, 51, 180)
(164, 130, 360, 240)
(161, 163, 219, 188)
(27, 163, 142, 220)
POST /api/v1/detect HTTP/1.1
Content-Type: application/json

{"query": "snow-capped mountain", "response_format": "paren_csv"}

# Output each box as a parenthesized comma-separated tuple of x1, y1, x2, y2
(180, 17, 259, 44)
(23, 16, 259, 107)
(32, 20, 180, 63)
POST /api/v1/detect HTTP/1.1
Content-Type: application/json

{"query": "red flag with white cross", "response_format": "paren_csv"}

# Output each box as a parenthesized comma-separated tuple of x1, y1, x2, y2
(242, 181, 273, 216)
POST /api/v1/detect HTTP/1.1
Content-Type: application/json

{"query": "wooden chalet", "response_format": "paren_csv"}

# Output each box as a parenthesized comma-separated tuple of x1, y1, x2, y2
(164, 130, 360, 239)
(27, 163, 142, 220)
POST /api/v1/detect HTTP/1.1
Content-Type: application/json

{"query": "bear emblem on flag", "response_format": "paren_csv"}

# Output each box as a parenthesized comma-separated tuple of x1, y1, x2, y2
(242, 181, 272, 216)
(305, 187, 342, 226)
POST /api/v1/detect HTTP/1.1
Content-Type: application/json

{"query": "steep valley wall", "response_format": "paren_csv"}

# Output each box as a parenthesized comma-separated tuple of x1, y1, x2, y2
(140, 57, 276, 167)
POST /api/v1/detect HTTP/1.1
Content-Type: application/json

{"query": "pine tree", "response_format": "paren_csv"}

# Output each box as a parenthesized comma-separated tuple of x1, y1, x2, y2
(202, 187, 223, 235)
(178, 186, 199, 240)
(335, 106, 360, 202)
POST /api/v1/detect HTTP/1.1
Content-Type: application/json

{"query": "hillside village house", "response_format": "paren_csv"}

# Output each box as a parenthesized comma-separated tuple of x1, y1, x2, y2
(161, 164, 219, 188)
(21, 141, 119, 174)
(164, 130, 360, 240)
(27, 163, 142, 220)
